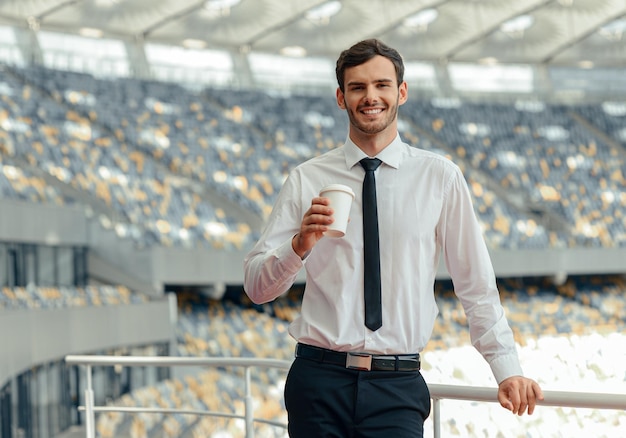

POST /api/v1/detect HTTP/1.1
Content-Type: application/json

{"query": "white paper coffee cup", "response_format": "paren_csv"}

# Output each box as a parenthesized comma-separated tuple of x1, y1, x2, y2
(319, 184, 355, 238)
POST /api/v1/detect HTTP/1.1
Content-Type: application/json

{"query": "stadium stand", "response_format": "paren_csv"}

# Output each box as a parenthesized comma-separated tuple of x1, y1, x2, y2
(402, 99, 626, 248)
(0, 284, 148, 310)
(6, 65, 626, 251)
(1, 66, 257, 250)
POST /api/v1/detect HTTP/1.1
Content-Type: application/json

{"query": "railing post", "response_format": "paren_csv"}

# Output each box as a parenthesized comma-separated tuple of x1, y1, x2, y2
(432, 398, 440, 438)
(84, 365, 96, 438)
(244, 366, 255, 438)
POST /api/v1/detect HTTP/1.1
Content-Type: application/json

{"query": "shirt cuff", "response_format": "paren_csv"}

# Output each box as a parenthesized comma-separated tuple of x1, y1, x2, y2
(279, 234, 306, 270)
(489, 354, 524, 384)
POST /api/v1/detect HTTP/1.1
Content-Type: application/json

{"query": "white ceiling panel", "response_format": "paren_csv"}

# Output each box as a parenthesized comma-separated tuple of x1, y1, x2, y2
(0, 0, 624, 66)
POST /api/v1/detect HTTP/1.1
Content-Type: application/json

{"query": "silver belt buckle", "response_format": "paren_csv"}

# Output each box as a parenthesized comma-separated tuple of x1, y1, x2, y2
(346, 353, 372, 371)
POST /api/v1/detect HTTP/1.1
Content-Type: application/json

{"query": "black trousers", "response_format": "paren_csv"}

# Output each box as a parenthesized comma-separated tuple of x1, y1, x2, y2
(284, 356, 431, 437)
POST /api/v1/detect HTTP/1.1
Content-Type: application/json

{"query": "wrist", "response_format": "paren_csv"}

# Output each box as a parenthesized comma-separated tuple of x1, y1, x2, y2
(292, 234, 306, 259)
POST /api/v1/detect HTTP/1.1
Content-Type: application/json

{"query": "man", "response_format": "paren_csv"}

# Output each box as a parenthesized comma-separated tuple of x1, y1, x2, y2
(244, 39, 543, 437)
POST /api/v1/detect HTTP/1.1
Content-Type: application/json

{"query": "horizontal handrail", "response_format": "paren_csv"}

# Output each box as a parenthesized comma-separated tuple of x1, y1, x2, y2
(66, 354, 626, 438)
(429, 383, 626, 410)
(66, 354, 291, 369)
(75, 406, 288, 428)
(65, 354, 626, 411)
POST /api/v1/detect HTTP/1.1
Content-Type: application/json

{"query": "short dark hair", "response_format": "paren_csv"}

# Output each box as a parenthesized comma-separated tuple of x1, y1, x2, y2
(335, 39, 405, 93)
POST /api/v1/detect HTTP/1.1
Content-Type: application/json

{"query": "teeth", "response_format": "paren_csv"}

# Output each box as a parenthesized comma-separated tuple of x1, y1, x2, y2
(363, 109, 382, 114)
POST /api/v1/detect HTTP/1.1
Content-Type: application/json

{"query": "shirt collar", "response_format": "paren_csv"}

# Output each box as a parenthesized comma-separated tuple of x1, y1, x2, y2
(344, 134, 403, 170)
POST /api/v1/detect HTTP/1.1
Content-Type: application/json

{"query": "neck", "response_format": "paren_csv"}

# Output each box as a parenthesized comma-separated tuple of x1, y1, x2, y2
(349, 128, 397, 157)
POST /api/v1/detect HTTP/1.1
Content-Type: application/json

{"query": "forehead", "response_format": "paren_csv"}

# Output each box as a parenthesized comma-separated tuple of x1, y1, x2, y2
(344, 55, 397, 85)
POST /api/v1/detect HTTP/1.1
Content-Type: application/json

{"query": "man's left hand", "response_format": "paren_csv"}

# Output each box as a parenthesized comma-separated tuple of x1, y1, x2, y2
(498, 376, 544, 415)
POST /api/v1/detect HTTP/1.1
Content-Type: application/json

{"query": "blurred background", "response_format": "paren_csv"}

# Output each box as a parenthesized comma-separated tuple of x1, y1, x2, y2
(0, 0, 625, 437)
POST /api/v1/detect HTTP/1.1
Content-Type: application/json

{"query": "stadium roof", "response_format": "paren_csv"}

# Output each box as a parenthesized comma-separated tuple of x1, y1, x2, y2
(1, 0, 626, 68)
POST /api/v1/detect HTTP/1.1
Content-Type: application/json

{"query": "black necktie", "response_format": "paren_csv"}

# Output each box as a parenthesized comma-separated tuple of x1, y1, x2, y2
(360, 158, 382, 331)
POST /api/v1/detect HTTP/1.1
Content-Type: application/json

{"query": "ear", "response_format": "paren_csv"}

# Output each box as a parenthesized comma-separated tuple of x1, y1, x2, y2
(398, 81, 408, 106)
(336, 87, 346, 109)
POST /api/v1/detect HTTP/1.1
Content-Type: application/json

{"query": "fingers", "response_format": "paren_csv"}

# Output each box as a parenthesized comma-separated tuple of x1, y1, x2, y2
(498, 377, 544, 416)
(517, 386, 529, 416)
(303, 197, 333, 231)
(498, 392, 514, 412)
(518, 379, 544, 416)
(527, 381, 545, 415)
(292, 197, 334, 257)
(500, 381, 523, 415)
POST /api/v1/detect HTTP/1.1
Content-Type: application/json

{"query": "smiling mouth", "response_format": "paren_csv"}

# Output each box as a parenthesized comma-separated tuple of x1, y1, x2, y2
(361, 108, 384, 115)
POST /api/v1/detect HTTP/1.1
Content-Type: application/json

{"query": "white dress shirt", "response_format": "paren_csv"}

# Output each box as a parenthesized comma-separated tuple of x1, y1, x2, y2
(244, 134, 523, 383)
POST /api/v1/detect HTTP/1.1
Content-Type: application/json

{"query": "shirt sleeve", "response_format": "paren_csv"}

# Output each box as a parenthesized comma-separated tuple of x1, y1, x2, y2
(243, 170, 306, 304)
(438, 166, 523, 384)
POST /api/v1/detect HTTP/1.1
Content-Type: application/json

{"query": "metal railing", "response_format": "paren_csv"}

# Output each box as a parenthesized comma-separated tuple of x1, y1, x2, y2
(65, 355, 626, 438)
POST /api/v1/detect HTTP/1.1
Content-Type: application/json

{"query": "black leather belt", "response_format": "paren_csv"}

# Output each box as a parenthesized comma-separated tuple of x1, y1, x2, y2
(295, 343, 420, 372)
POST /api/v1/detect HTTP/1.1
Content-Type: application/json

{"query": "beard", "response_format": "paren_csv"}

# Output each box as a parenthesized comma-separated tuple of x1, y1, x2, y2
(345, 95, 400, 136)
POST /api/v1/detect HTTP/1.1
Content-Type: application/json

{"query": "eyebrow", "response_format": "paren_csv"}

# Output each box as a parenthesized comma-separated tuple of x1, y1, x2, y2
(347, 79, 394, 87)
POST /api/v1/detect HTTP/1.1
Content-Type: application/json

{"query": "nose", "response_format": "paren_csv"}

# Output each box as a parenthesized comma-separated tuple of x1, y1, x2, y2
(363, 85, 378, 104)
